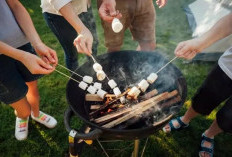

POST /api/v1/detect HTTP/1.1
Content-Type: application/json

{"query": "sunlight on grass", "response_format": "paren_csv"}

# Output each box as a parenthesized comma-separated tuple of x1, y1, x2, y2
(184, 100, 192, 108)
(27, 8, 34, 14)
(32, 121, 61, 152)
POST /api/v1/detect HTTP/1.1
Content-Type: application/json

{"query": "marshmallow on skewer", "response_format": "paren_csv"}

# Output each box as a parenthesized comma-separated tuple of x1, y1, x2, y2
(120, 96, 126, 103)
(113, 87, 121, 97)
(138, 79, 149, 92)
(108, 79, 117, 89)
(93, 63, 102, 72)
(96, 70, 106, 81)
(93, 82, 102, 90)
(128, 86, 141, 98)
(79, 81, 88, 90)
(147, 73, 158, 84)
(83, 76, 93, 84)
(97, 89, 108, 99)
(112, 18, 123, 33)
(87, 85, 97, 94)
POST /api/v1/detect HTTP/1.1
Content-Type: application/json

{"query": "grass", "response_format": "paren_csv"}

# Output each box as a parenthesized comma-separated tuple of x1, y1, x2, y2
(0, 0, 232, 156)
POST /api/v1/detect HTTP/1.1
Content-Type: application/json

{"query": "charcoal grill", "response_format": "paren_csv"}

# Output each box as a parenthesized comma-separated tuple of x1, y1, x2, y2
(64, 50, 187, 156)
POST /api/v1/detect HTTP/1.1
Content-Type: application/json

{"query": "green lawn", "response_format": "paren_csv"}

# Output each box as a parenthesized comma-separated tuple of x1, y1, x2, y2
(0, 0, 232, 156)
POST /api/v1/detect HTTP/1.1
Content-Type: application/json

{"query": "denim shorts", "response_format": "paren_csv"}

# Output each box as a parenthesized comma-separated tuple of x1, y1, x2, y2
(0, 43, 42, 104)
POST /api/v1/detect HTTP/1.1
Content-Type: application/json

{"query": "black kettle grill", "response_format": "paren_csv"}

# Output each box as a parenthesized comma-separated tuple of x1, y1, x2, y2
(64, 50, 187, 156)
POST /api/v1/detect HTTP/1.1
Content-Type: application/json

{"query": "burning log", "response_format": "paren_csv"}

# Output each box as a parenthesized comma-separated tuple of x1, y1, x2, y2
(93, 91, 169, 123)
(89, 89, 130, 117)
(159, 95, 181, 109)
(90, 105, 101, 110)
(85, 94, 103, 102)
(101, 90, 178, 128)
(141, 89, 158, 100)
(119, 95, 182, 129)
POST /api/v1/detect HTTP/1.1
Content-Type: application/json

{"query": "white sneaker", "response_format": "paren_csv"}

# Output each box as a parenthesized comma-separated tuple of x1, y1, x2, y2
(31, 111, 57, 128)
(15, 117, 29, 141)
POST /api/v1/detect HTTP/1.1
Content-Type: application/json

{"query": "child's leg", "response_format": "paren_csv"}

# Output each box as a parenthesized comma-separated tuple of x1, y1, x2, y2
(26, 80, 40, 117)
(10, 97, 31, 119)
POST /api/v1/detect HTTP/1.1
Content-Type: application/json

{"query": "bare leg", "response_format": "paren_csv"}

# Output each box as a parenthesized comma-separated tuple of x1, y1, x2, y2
(107, 46, 121, 53)
(26, 80, 40, 117)
(182, 106, 199, 124)
(10, 97, 31, 119)
(164, 106, 199, 132)
(137, 41, 156, 51)
(200, 120, 223, 157)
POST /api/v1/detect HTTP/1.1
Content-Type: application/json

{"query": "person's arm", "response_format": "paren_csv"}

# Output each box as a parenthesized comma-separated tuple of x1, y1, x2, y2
(98, 0, 122, 23)
(59, 3, 93, 56)
(6, 0, 58, 65)
(175, 13, 232, 60)
(0, 41, 54, 74)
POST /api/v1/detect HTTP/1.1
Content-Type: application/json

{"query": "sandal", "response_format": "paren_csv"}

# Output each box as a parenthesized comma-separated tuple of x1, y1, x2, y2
(162, 116, 189, 133)
(199, 133, 214, 157)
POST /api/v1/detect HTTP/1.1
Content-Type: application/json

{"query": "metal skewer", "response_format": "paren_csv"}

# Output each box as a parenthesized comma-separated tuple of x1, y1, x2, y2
(155, 56, 177, 74)
(57, 64, 83, 78)
(55, 69, 80, 83)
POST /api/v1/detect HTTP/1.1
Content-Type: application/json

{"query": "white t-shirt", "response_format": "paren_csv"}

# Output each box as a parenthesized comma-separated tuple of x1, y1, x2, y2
(40, 0, 88, 15)
(218, 46, 232, 80)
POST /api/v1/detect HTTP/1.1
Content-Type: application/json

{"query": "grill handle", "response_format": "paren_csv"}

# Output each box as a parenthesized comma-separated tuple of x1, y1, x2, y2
(64, 106, 102, 140)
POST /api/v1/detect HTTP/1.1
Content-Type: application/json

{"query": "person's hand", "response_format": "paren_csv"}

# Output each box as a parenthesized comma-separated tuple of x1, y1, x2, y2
(73, 28, 93, 56)
(175, 38, 204, 60)
(99, 0, 122, 23)
(33, 42, 58, 66)
(21, 52, 55, 74)
(156, 0, 168, 8)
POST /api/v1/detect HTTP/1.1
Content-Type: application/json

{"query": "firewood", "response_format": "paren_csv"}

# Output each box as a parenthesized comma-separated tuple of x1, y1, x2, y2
(141, 89, 158, 100)
(94, 92, 169, 123)
(102, 90, 178, 128)
(159, 95, 181, 109)
(89, 89, 130, 117)
(85, 94, 103, 102)
(90, 105, 101, 110)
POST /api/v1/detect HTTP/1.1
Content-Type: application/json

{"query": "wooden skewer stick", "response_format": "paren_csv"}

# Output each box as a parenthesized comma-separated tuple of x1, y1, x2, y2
(102, 90, 178, 128)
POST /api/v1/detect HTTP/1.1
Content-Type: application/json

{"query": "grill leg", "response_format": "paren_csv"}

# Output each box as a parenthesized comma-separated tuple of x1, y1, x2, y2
(131, 139, 140, 157)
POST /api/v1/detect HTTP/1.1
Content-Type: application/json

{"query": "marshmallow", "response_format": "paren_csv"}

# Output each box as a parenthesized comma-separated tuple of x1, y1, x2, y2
(83, 76, 93, 84)
(113, 87, 121, 97)
(120, 96, 126, 103)
(87, 85, 97, 94)
(97, 89, 108, 99)
(108, 79, 117, 89)
(128, 86, 141, 98)
(138, 79, 149, 92)
(112, 18, 123, 33)
(147, 73, 158, 84)
(93, 82, 102, 90)
(78, 81, 88, 90)
(93, 63, 102, 72)
(96, 70, 106, 81)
